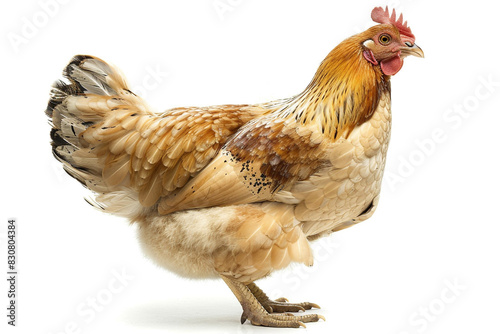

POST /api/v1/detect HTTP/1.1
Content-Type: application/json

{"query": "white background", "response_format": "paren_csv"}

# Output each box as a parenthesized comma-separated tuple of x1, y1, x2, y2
(1, 0, 499, 333)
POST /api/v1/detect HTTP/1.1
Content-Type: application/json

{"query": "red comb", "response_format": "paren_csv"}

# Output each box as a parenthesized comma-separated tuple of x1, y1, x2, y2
(371, 6, 415, 43)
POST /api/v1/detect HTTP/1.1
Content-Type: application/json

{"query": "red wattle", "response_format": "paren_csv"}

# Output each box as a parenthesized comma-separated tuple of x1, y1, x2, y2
(380, 56, 404, 76)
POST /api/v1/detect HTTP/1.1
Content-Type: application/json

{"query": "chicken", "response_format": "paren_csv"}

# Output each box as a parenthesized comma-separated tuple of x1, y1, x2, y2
(45, 6, 423, 328)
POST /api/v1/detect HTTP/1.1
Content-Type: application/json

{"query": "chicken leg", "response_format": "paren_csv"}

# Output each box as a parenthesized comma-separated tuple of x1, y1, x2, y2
(221, 275, 325, 328)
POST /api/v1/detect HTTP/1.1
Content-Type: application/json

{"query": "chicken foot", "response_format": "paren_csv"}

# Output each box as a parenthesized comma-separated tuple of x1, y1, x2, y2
(221, 275, 325, 328)
(246, 282, 320, 313)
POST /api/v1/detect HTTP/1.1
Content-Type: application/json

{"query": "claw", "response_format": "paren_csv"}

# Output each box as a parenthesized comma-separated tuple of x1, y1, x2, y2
(298, 321, 307, 328)
(240, 312, 247, 324)
(318, 315, 326, 322)
(309, 303, 321, 309)
(275, 297, 289, 303)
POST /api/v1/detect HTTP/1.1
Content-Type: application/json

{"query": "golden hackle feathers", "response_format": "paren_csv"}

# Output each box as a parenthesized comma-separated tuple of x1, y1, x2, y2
(282, 35, 390, 141)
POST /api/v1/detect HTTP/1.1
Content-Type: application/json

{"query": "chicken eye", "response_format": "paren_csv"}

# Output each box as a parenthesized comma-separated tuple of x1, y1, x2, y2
(379, 34, 392, 45)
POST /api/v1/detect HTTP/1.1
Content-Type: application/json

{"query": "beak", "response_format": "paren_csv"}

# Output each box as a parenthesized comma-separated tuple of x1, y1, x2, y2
(400, 44, 424, 58)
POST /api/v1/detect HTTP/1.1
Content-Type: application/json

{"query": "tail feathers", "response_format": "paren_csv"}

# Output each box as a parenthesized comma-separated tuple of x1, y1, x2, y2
(46, 55, 147, 219)
(46, 55, 135, 118)
(46, 55, 131, 170)
(63, 55, 128, 96)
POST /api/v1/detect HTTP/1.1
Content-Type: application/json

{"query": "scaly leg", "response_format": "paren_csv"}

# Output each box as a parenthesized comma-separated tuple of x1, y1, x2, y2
(221, 275, 325, 328)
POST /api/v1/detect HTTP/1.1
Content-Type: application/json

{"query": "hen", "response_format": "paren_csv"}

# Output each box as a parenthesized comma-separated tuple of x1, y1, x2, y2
(46, 6, 423, 328)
